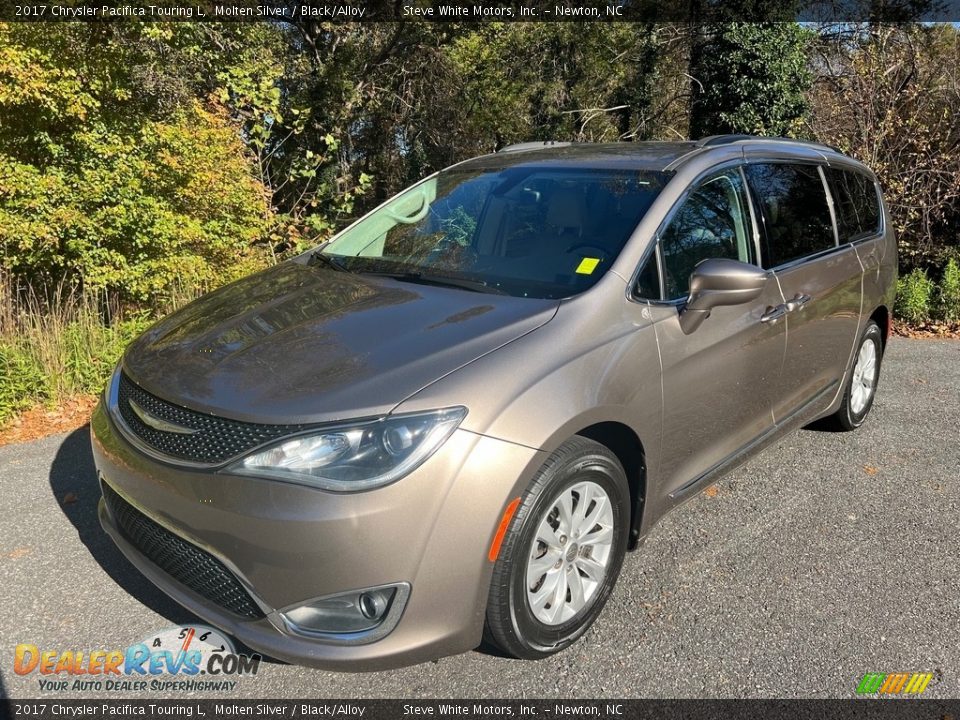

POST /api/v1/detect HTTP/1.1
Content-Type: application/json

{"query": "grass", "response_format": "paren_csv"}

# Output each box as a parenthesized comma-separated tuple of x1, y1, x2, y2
(0, 274, 199, 426)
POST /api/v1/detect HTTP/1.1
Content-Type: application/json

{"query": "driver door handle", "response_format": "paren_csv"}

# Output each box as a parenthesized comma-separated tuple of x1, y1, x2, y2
(785, 293, 812, 312)
(761, 304, 788, 323)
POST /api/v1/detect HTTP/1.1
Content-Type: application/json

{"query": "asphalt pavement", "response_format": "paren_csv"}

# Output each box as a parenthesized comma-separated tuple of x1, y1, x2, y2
(1, 337, 958, 699)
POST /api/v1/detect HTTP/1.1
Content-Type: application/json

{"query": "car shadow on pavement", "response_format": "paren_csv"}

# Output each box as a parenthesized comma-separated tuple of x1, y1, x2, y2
(48, 427, 202, 627)
(802, 418, 842, 433)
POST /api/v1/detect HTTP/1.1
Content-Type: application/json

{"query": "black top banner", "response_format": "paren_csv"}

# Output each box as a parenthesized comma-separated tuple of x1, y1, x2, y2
(3, 0, 960, 22)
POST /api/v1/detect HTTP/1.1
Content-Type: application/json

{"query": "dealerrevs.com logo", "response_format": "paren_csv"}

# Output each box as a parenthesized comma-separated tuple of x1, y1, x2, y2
(855, 671, 940, 697)
(14, 625, 261, 693)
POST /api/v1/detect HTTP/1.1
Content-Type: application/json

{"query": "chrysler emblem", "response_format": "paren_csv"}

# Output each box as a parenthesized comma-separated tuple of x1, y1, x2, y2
(128, 400, 199, 435)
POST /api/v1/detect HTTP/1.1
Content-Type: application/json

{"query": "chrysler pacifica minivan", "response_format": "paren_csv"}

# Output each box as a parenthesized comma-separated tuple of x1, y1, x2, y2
(93, 135, 896, 669)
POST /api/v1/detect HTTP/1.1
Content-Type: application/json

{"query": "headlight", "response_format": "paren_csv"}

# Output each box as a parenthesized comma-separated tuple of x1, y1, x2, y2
(226, 407, 466, 491)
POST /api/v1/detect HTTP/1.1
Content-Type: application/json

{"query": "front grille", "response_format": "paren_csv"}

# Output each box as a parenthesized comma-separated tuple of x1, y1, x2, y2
(102, 483, 266, 620)
(116, 372, 307, 464)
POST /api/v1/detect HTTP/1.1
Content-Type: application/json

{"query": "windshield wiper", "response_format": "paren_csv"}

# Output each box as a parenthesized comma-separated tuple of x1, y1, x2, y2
(308, 252, 349, 272)
(362, 271, 508, 296)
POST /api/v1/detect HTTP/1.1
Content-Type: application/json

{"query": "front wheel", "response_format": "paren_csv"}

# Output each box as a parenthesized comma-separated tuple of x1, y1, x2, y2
(832, 320, 883, 431)
(484, 436, 630, 660)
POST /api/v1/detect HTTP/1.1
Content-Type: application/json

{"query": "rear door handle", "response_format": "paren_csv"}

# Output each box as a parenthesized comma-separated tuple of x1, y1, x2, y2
(785, 293, 812, 312)
(761, 304, 788, 323)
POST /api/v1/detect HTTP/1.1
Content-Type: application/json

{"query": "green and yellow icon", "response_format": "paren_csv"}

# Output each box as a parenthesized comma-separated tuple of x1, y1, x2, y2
(856, 672, 934, 696)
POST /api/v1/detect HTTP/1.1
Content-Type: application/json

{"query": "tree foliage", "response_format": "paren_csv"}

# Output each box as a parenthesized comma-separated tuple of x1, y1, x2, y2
(690, 22, 812, 137)
(809, 24, 960, 269)
(2, 19, 960, 311)
(0, 23, 274, 305)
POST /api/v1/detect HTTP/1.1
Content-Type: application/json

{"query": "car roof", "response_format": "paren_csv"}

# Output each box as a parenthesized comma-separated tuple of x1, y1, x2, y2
(450, 137, 856, 175)
(453, 142, 700, 173)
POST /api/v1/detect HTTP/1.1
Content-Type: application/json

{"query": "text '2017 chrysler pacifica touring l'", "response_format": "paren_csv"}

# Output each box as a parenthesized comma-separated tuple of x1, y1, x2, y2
(93, 135, 896, 670)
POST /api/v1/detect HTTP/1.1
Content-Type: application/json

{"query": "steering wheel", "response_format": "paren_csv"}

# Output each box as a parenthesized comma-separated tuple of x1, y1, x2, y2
(565, 243, 611, 259)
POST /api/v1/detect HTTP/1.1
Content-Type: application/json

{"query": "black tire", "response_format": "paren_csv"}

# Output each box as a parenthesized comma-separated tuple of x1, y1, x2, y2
(831, 320, 884, 431)
(484, 436, 630, 660)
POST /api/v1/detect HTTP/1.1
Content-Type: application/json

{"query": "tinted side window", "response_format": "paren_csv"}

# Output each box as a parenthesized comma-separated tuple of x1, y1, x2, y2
(824, 167, 881, 242)
(659, 169, 755, 299)
(744, 163, 835, 268)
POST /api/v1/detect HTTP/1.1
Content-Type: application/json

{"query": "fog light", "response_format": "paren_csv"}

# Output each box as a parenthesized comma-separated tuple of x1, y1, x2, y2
(358, 590, 390, 620)
(282, 585, 399, 635)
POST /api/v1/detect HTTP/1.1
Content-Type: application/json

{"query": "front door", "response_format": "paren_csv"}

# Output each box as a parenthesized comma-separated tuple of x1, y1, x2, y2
(642, 167, 787, 500)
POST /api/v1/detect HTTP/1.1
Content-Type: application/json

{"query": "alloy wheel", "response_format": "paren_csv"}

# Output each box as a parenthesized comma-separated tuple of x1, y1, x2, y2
(525, 480, 615, 626)
(850, 338, 878, 414)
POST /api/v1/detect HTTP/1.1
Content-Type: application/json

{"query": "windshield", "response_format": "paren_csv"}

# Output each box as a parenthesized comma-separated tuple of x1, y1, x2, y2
(319, 166, 668, 299)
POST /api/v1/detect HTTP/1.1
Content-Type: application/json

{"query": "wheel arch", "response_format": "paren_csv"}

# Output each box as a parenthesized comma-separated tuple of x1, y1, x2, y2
(869, 304, 890, 349)
(574, 422, 647, 551)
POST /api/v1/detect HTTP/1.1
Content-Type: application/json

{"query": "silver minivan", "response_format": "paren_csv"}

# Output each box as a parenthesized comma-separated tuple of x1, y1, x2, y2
(93, 136, 897, 669)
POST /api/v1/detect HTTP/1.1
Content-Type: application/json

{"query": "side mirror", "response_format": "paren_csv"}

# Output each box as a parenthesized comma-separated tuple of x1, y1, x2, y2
(679, 258, 768, 334)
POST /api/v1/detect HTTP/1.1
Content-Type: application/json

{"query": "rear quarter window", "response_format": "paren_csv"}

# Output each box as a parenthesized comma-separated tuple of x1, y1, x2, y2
(744, 163, 836, 268)
(824, 167, 882, 242)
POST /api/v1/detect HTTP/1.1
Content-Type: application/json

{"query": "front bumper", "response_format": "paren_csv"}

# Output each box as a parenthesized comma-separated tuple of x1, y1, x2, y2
(91, 398, 544, 671)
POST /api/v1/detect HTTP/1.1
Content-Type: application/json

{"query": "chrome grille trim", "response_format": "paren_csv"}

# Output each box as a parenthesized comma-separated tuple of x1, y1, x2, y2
(108, 369, 309, 467)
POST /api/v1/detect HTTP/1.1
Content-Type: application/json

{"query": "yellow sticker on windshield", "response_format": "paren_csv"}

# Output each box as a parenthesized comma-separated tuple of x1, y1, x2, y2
(575, 257, 601, 275)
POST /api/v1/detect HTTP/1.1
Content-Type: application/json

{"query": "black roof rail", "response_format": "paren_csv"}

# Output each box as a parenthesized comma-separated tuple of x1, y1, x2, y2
(696, 134, 843, 154)
(498, 140, 573, 153)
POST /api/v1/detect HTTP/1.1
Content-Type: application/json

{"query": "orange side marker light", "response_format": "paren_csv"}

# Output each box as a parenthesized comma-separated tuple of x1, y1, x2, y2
(488, 498, 522, 562)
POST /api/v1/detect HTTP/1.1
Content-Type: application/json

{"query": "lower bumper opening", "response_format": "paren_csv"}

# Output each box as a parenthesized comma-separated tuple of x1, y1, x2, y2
(101, 481, 266, 621)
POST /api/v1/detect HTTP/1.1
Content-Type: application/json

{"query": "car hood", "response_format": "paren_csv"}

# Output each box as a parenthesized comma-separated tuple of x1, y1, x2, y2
(122, 261, 559, 424)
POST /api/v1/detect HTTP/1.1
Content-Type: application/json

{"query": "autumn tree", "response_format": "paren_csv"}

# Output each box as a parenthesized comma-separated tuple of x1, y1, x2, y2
(808, 24, 960, 270)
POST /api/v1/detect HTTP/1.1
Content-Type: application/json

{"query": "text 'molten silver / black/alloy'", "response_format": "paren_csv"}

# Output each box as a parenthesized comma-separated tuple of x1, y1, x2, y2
(92, 136, 896, 669)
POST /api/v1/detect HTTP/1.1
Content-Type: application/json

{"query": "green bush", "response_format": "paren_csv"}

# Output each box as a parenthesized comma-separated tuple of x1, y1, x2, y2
(937, 257, 960, 323)
(896, 268, 935, 325)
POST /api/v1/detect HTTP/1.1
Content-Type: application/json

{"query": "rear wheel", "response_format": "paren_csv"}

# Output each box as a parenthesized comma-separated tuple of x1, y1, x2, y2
(832, 320, 883, 430)
(484, 436, 630, 659)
